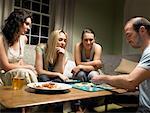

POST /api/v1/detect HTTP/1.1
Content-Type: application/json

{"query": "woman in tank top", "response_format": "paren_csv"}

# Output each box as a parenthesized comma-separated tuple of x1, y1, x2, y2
(0, 9, 38, 85)
(72, 28, 103, 82)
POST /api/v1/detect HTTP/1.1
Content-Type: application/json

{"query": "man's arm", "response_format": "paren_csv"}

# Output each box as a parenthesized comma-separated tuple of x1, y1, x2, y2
(92, 66, 150, 91)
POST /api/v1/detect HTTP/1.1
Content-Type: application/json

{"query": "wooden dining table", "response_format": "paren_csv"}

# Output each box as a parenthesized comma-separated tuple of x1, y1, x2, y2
(0, 84, 126, 112)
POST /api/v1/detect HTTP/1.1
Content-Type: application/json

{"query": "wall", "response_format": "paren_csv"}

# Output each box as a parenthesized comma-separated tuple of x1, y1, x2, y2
(72, 0, 125, 55)
(123, 0, 150, 55)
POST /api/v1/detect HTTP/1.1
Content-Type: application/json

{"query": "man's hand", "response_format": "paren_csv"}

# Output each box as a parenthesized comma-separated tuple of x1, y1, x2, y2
(91, 75, 104, 84)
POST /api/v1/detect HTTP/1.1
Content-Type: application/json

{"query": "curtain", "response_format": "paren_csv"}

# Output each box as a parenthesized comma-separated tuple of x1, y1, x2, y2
(51, 0, 75, 52)
(0, 0, 12, 31)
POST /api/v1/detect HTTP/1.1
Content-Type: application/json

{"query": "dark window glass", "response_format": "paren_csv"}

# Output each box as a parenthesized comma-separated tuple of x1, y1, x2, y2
(41, 5, 49, 14)
(42, 0, 49, 5)
(22, 0, 31, 10)
(26, 35, 29, 44)
(40, 38, 48, 43)
(31, 25, 39, 35)
(31, 36, 39, 45)
(32, 2, 40, 12)
(32, 13, 40, 24)
(33, 0, 40, 2)
(42, 16, 49, 26)
(25, 29, 30, 35)
(14, 0, 20, 7)
(41, 27, 48, 37)
(14, 0, 51, 45)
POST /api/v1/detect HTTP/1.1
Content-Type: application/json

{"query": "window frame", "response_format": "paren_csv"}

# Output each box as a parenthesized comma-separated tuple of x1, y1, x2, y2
(13, 0, 52, 45)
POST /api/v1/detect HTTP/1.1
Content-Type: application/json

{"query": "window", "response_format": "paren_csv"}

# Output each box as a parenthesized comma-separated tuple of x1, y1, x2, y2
(13, 0, 52, 45)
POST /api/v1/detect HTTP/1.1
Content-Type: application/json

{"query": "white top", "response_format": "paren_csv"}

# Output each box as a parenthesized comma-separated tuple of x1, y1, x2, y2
(7, 37, 25, 63)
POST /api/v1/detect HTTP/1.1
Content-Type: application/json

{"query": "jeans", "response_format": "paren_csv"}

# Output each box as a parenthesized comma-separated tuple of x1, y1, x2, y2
(136, 106, 150, 113)
(73, 70, 99, 82)
(38, 74, 63, 82)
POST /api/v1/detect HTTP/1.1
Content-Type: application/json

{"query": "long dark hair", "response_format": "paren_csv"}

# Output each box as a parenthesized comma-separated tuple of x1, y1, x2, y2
(2, 9, 32, 46)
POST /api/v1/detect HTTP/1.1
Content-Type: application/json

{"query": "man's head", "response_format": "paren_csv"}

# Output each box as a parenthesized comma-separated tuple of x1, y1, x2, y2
(124, 17, 150, 48)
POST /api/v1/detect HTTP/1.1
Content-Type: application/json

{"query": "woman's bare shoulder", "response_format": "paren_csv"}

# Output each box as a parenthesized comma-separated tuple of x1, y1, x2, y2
(94, 43, 102, 48)
(0, 33, 4, 43)
(38, 43, 46, 49)
(75, 42, 81, 48)
(35, 43, 46, 53)
(20, 35, 28, 43)
(76, 42, 80, 45)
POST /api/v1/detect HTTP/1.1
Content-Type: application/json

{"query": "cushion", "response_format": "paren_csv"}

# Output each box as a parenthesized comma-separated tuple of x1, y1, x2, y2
(63, 60, 76, 78)
(114, 58, 138, 74)
(24, 45, 36, 65)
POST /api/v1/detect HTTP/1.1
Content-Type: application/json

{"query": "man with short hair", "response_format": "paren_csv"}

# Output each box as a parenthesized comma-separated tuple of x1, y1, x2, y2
(92, 17, 150, 112)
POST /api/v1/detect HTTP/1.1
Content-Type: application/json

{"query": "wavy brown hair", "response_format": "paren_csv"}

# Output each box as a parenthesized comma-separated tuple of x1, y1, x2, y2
(2, 9, 32, 46)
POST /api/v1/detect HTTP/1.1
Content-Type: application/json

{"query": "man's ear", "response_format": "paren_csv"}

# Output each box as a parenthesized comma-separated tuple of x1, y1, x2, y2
(139, 26, 146, 33)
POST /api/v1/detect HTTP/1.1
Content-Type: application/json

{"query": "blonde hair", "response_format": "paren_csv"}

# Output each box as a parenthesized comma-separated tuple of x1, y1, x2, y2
(44, 29, 68, 70)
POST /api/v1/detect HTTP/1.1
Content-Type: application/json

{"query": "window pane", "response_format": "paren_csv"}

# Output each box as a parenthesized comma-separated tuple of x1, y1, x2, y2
(33, 0, 40, 2)
(25, 29, 30, 35)
(14, 0, 51, 45)
(14, 0, 20, 7)
(26, 35, 29, 44)
(41, 27, 48, 37)
(31, 36, 39, 45)
(42, 16, 49, 26)
(40, 38, 48, 43)
(22, 0, 31, 10)
(31, 25, 39, 35)
(42, 0, 49, 5)
(32, 13, 40, 24)
(41, 5, 49, 14)
(32, 2, 40, 12)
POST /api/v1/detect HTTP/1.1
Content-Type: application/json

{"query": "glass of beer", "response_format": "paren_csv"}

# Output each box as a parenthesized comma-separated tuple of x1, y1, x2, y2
(12, 74, 25, 90)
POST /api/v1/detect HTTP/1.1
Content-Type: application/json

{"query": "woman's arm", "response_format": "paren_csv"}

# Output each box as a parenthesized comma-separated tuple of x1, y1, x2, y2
(92, 67, 150, 91)
(0, 36, 33, 71)
(79, 43, 102, 68)
(72, 43, 95, 73)
(53, 47, 66, 73)
(74, 43, 82, 65)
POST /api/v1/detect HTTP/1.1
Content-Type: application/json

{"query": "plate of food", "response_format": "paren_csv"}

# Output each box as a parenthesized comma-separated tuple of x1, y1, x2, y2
(27, 82, 72, 91)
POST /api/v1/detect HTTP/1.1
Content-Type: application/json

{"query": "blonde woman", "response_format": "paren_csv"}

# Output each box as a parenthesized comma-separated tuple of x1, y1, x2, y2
(35, 30, 69, 82)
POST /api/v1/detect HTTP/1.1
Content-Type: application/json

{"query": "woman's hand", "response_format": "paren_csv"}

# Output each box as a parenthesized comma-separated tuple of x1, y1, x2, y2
(22, 65, 37, 74)
(93, 60, 103, 69)
(56, 47, 65, 54)
(57, 73, 69, 81)
(71, 65, 81, 75)
(18, 59, 25, 65)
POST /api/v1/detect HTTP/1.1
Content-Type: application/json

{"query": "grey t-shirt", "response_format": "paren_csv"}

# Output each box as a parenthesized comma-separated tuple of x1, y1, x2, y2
(137, 45, 150, 109)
